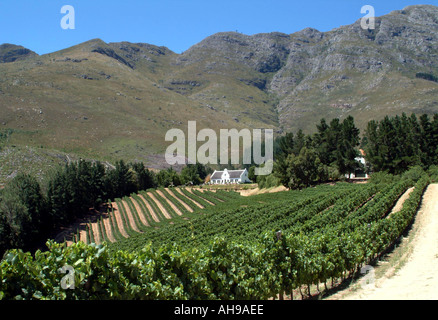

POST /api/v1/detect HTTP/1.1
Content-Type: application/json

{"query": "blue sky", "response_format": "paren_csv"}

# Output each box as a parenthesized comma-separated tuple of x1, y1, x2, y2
(1, 0, 437, 55)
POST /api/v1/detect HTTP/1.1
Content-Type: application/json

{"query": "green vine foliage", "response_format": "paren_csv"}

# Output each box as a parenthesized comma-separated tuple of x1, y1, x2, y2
(0, 174, 431, 300)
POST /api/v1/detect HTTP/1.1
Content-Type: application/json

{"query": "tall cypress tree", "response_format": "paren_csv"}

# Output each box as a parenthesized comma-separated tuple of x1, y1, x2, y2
(364, 119, 382, 172)
(89, 161, 106, 209)
(419, 114, 434, 167)
(338, 116, 360, 175)
(274, 132, 295, 160)
(314, 118, 331, 165)
(131, 162, 157, 191)
(47, 168, 69, 228)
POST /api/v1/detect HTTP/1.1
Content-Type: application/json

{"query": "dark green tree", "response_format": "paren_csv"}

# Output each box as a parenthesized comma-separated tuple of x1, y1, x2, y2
(313, 118, 331, 164)
(0, 174, 47, 250)
(274, 147, 327, 190)
(363, 113, 436, 174)
(419, 114, 435, 167)
(180, 164, 203, 185)
(47, 169, 70, 228)
(274, 132, 295, 160)
(131, 162, 157, 191)
(248, 165, 256, 182)
(194, 162, 212, 181)
(157, 167, 182, 187)
(337, 116, 360, 175)
(89, 162, 107, 209)
(104, 160, 136, 199)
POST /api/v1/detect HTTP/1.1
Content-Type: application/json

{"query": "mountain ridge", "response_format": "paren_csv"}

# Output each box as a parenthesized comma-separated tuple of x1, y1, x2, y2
(0, 4, 437, 171)
(0, 44, 38, 63)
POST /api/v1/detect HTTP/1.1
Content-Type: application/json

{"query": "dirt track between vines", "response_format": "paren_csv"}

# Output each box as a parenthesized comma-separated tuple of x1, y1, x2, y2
(331, 183, 438, 300)
(165, 188, 194, 212)
(176, 188, 204, 208)
(156, 189, 183, 216)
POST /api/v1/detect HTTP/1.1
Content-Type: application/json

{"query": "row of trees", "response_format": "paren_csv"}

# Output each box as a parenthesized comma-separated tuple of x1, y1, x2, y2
(272, 116, 361, 189)
(265, 113, 437, 190)
(363, 113, 438, 174)
(0, 160, 211, 256)
(157, 163, 211, 187)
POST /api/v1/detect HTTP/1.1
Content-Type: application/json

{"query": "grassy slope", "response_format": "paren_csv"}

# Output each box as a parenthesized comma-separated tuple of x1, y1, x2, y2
(0, 40, 277, 168)
(279, 70, 438, 133)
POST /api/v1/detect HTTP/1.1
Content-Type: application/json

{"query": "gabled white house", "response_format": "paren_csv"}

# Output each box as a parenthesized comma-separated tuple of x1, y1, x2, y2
(209, 168, 252, 184)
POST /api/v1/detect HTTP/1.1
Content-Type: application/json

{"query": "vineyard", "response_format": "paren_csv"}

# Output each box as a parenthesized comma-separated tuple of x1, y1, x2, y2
(0, 168, 435, 300)
(59, 188, 240, 246)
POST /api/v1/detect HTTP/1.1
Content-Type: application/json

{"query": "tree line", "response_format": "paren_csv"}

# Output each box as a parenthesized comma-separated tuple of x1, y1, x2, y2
(0, 160, 211, 256)
(1, 112, 436, 255)
(363, 113, 438, 174)
(255, 113, 437, 190)
(266, 115, 362, 189)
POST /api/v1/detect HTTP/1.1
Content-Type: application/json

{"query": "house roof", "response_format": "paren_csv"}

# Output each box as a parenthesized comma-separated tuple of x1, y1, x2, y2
(211, 169, 246, 180)
(210, 171, 222, 180)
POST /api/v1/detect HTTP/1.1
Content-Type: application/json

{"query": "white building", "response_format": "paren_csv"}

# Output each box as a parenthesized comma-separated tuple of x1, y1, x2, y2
(345, 149, 369, 179)
(209, 168, 252, 184)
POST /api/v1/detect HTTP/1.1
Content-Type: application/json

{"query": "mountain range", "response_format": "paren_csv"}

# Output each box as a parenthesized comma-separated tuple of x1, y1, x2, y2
(1, 4, 437, 172)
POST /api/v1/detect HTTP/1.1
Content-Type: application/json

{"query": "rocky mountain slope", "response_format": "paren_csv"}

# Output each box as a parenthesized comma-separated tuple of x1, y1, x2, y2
(0, 4, 437, 170)
(172, 4, 438, 131)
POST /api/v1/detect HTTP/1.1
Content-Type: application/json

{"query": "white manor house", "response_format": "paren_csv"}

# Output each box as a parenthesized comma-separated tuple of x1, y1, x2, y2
(209, 168, 252, 185)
